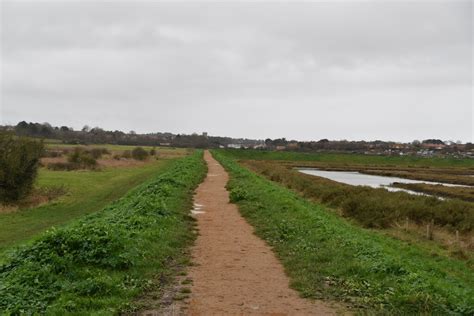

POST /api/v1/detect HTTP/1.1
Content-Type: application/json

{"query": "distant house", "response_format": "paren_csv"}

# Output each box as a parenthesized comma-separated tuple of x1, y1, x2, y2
(159, 143, 171, 146)
(421, 143, 445, 150)
(276, 145, 286, 151)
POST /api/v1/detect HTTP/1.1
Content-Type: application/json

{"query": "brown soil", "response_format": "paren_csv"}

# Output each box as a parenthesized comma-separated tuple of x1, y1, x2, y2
(41, 157, 67, 165)
(158, 151, 336, 315)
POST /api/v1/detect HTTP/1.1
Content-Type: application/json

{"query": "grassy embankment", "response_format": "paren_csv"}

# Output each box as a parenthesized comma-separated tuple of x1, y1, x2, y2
(243, 160, 474, 259)
(0, 159, 174, 255)
(212, 150, 474, 314)
(0, 151, 206, 314)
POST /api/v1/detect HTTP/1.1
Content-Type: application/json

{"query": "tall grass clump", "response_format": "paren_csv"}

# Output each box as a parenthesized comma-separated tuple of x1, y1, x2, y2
(212, 150, 474, 315)
(0, 151, 206, 314)
(0, 133, 44, 202)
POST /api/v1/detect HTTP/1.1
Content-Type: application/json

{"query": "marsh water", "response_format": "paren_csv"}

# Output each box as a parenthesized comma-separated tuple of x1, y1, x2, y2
(297, 168, 466, 196)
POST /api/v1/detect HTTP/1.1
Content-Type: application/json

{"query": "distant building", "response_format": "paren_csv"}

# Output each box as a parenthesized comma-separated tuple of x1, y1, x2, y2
(227, 144, 242, 149)
(421, 143, 445, 150)
(287, 142, 299, 149)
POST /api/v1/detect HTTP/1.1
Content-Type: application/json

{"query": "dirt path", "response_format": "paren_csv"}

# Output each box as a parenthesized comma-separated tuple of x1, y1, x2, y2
(176, 151, 334, 315)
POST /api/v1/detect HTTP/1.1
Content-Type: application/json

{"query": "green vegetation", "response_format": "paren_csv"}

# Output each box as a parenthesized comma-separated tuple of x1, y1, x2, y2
(360, 169, 474, 186)
(391, 182, 474, 202)
(0, 151, 206, 314)
(46, 147, 113, 170)
(222, 149, 474, 169)
(131, 147, 150, 161)
(0, 134, 44, 202)
(213, 150, 474, 314)
(243, 160, 474, 233)
(0, 160, 174, 254)
(66, 147, 97, 169)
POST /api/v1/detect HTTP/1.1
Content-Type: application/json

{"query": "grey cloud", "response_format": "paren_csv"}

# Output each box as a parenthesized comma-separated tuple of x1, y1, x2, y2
(1, 1, 472, 141)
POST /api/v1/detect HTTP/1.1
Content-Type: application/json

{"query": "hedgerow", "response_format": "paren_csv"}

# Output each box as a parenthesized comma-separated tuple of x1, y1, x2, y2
(0, 151, 206, 314)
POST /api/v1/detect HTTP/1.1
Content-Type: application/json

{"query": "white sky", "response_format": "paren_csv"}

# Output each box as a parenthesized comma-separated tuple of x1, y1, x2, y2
(1, 1, 473, 142)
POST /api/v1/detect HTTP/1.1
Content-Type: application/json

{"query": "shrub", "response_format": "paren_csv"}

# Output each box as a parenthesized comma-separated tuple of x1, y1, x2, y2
(0, 133, 44, 202)
(122, 150, 132, 159)
(229, 186, 250, 202)
(131, 147, 149, 161)
(89, 148, 109, 159)
(149, 148, 157, 156)
(66, 148, 97, 170)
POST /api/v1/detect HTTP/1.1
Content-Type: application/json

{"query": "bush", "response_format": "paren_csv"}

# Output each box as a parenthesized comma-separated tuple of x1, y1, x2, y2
(149, 148, 157, 156)
(89, 148, 109, 159)
(122, 150, 132, 159)
(0, 133, 44, 202)
(66, 148, 97, 169)
(131, 147, 149, 161)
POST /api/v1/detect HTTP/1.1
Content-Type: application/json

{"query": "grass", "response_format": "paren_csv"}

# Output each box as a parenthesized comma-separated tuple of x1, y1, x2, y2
(392, 182, 474, 202)
(221, 149, 474, 169)
(362, 169, 474, 186)
(0, 151, 207, 314)
(0, 159, 174, 256)
(212, 150, 474, 315)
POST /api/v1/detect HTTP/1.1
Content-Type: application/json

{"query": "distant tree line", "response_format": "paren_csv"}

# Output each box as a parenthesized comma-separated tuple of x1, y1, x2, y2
(2, 121, 261, 149)
(1, 121, 472, 154)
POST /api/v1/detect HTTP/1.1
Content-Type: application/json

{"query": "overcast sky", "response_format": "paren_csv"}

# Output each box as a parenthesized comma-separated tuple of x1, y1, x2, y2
(1, 1, 472, 142)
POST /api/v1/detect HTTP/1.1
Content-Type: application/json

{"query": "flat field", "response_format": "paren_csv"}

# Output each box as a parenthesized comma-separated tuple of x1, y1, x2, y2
(0, 144, 189, 256)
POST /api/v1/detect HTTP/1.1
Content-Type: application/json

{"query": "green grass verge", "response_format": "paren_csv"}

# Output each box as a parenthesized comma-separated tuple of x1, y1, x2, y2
(221, 149, 474, 169)
(0, 160, 175, 255)
(212, 150, 474, 315)
(0, 151, 206, 314)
